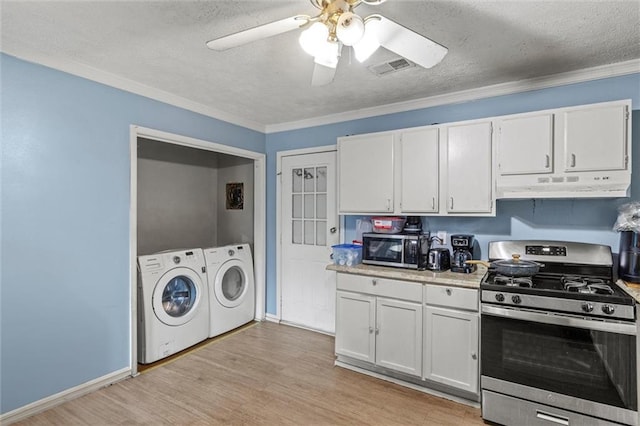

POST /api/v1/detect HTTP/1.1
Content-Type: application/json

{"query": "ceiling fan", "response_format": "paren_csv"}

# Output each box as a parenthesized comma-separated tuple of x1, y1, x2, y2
(206, 0, 448, 86)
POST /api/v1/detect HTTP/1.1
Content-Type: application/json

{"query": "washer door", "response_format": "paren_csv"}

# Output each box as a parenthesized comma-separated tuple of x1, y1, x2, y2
(152, 267, 202, 326)
(214, 260, 249, 308)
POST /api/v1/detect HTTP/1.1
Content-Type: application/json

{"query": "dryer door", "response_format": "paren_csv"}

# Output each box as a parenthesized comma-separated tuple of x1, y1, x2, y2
(152, 267, 203, 326)
(214, 259, 249, 308)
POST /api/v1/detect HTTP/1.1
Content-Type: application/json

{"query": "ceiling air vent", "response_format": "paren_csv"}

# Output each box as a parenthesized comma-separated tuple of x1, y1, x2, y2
(368, 58, 415, 76)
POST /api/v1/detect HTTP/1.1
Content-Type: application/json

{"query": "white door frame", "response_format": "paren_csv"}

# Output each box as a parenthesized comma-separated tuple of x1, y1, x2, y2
(274, 145, 343, 322)
(129, 125, 266, 375)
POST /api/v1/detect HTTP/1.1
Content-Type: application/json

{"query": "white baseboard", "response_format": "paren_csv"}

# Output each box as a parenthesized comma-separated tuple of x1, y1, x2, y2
(264, 313, 280, 323)
(1, 367, 131, 425)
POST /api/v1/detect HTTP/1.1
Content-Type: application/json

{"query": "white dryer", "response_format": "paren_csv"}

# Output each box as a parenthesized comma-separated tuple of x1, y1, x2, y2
(137, 248, 209, 364)
(204, 244, 255, 337)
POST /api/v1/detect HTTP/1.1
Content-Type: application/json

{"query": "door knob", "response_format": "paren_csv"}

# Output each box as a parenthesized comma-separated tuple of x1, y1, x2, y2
(330, 227, 337, 234)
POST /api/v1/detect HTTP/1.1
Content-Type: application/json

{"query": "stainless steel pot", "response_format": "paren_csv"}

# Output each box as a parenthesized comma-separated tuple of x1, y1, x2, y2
(467, 254, 543, 277)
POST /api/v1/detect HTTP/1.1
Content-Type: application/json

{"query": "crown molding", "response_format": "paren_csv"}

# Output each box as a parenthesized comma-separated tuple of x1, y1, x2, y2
(4, 43, 638, 136)
(265, 59, 640, 134)
(1, 46, 266, 133)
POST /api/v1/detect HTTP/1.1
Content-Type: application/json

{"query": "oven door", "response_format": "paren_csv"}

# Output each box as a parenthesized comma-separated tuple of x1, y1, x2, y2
(482, 305, 637, 421)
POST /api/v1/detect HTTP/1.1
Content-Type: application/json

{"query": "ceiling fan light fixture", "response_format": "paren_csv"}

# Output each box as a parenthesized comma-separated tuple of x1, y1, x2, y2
(336, 12, 365, 46)
(299, 22, 329, 56)
(353, 18, 381, 62)
(314, 39, 341, 68)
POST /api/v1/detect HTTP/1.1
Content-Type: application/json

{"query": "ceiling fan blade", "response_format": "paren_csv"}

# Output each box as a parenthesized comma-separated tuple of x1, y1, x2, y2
(311, 63, 337, 86)
(206, 15, 309, 51)
(375, 15, 448, 69)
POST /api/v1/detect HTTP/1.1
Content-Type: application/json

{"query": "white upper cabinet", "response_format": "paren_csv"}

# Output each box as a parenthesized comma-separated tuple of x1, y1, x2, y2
(444, 121, 494, 214)
(563, 103, 628, 172)
(497, 113, 553, 175)
(399, 127, 439, 213)
(338, 132, 395, 214)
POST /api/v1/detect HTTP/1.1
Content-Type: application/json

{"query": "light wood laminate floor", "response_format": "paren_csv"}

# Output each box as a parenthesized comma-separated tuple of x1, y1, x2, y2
(15, 322, 485, 425)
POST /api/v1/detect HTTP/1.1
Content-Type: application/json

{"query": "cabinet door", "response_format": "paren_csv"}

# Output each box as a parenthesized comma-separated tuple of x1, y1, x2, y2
(563, 103, 628, 172)
(399, 127, 439, 213)
(445, 121, 493, 214)
(497, 113, 553, 175)
(335, 291, 376, 363)
(423, 306, 478, 394)
(375, 297, 423, 377)
(338, 133, 395, 213)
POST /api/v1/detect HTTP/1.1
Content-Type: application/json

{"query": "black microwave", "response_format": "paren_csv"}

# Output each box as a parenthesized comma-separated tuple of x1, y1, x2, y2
(362, 232, 430, 270)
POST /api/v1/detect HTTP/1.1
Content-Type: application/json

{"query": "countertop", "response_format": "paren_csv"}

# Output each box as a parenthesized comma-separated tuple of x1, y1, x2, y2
(617, 280, 640, 304)
(326, 263, 487, 289)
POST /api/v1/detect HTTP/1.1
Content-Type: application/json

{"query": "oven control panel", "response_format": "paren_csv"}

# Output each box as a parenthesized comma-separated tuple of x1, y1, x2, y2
(525, 245, 567, 256)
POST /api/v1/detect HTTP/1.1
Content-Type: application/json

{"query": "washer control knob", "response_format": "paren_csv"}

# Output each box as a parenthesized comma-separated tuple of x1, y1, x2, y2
(173, 256, 181, 264)
(602, 304, 616, 315)
(581, 302, 594, 313)
(511, 295, 522, 304)
(495, 293, 505, 302)
(228, 249, 235, 257)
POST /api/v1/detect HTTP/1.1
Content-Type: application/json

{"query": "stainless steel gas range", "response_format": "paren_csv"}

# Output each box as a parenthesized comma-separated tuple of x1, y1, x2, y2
(480, 240, 638, 426)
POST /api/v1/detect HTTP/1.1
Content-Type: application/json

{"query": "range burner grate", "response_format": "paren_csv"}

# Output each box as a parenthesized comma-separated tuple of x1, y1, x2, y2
(494, 275, 533, 288)
(561, 276, 613, 294)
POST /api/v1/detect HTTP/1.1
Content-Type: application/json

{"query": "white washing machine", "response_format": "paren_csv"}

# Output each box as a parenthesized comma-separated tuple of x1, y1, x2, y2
(204, 244, 255, 337)
(137, 248, 209, 364)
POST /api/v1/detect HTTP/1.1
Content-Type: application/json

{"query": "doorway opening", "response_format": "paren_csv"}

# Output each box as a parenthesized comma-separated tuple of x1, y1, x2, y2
(130, 126, 266, 374)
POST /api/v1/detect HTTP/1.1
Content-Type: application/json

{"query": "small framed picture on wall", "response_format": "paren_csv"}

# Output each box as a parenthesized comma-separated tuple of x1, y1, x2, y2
(226, 182, 244, 210)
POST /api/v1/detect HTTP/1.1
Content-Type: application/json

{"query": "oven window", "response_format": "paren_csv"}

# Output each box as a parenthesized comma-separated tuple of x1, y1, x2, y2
(364, 238, 403, 263)
(482, 314, 637, 411)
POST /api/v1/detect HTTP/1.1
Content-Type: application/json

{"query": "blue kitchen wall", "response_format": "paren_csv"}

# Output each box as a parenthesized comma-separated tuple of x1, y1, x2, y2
(265, 73, 640, 314)
(0, 53, 264, 414)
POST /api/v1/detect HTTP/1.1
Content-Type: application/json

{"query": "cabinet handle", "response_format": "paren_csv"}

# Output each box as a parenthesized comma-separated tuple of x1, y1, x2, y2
(445, 288, 452, 296)
(449, 197, 454, 210)
(431, 197, 435, 210)
(375, 327, 380, 335)
(369, 327, 374, 334)
(386, 199, 391, 211)
(570, 153, 576, 168)
(471, 351, 477, 360)
(372, 279, 377, 286)
(545, 154, 550, 168)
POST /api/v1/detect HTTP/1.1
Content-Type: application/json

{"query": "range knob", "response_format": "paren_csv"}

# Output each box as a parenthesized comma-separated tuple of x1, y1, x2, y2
(581, 303, 594, 313)
(511, 295, 521, 304)
(602, 304, 616, 315)
(495, 293, 505, 302)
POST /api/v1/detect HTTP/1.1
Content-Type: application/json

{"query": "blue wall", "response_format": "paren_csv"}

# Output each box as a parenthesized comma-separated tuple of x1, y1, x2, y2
(265, 74, 640, 314)
(0, 54, 264, 414)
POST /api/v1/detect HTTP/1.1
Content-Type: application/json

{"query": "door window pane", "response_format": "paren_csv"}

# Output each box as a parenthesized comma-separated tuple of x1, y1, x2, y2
(292, 168, 302, 193)
(304, 168, 315, 192)
(304, 221, 315, 245)
(316, 194, 326, 219)
(292, 194, 302, 218)
(304, 194, 314, 219)
(292, 220, 302, 244)
(316, 166, 327, 192)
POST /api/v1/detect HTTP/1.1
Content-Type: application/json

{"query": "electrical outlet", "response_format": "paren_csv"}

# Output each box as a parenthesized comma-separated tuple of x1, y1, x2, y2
(436, 231, 447, 244)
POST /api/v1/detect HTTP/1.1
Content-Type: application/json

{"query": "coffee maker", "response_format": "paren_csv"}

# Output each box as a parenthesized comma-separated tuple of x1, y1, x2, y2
(451, 234, 476, 273)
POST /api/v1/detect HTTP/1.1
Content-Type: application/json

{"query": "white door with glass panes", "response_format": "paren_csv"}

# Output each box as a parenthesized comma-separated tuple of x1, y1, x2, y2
(281, 151, 338, 333)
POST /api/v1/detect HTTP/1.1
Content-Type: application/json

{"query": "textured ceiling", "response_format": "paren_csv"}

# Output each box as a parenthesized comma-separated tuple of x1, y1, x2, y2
(2, 0, 639, 129)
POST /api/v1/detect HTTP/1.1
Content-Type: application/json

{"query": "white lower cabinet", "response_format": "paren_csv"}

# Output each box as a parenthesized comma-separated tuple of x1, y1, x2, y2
(335, 273, 480, 399)
(423, 285, 479, 395)
(335, 274, 423, 377)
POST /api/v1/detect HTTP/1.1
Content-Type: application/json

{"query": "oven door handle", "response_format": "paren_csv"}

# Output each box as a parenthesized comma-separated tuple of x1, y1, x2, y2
(482, 305, 637, 335)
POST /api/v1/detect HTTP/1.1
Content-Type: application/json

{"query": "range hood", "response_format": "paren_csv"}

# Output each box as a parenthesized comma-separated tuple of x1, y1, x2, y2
(496, 169, 631, 199)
